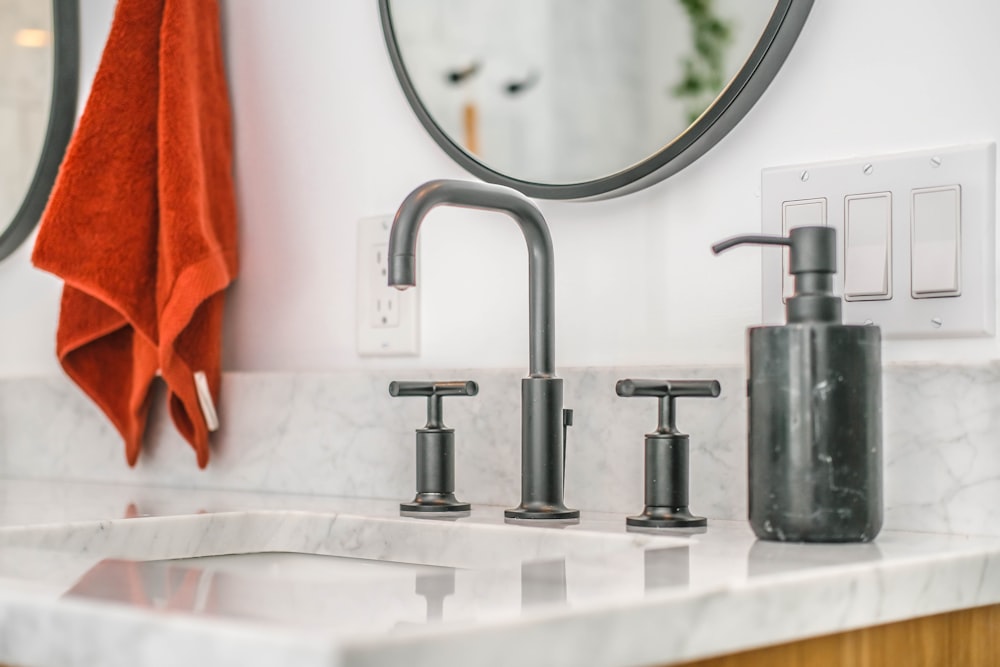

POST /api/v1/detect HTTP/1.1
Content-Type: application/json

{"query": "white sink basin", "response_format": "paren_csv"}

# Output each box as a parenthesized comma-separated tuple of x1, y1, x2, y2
(0, 510, 676, 563)
(0, 510, 686, 632)
(61, 551, 463, 629)
(0, 509, 684, 587)
(165, 551, 449, 581)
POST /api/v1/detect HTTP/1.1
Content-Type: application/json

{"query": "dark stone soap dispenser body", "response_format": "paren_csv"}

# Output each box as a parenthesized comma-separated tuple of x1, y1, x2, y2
(713, 227, 883, 542)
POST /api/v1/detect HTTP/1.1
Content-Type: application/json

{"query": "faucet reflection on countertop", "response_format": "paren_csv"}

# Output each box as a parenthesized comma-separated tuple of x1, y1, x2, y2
(387, 179, 578, 520)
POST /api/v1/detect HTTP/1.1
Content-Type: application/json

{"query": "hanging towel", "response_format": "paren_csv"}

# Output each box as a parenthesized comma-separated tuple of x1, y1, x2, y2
(32, 0, 238, 468)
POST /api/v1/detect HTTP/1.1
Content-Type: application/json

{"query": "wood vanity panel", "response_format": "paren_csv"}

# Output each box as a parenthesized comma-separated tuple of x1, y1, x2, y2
(679, 603, 1000, 667)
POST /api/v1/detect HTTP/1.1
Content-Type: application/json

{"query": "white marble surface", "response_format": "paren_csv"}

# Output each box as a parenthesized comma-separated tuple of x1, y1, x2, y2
(883, 363, 1000, 536)
(0, 480, 995, 667)
(2, 362, 1000, 537)
(0, 366, 745, 518)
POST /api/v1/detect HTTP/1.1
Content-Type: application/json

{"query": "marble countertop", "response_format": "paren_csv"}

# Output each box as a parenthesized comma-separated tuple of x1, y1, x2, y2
(0, 479, 997, 667)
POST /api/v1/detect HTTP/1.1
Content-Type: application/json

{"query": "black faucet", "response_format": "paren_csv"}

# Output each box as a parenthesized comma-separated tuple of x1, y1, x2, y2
(388, 179, 578, 520)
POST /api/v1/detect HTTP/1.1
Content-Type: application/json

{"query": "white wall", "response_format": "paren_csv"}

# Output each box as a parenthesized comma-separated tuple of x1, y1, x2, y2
(1, 0, 999, 378)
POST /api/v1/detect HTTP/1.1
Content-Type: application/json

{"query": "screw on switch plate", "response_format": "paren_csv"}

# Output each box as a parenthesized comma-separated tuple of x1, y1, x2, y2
(357, 216, 419, 356)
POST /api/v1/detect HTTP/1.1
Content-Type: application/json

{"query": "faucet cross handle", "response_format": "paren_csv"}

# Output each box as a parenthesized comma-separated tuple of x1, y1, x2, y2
(389, 380, 478, 515)
(615, 378, 721, 530)
(615, 379, 720, 436)
(389, 380, 478, 430)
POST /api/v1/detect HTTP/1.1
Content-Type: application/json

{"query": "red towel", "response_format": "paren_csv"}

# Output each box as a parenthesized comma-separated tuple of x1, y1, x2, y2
(32, 0, 238, 468)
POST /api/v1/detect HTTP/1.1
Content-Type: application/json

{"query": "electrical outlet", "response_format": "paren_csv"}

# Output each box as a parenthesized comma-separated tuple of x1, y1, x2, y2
(369, 244, 399, 328)
(357, 216, 419, 356)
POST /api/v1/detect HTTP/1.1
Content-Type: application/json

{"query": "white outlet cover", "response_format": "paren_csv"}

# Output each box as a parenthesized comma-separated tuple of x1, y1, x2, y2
(356, 215, 420, 356)
(761, 144, 996, 339)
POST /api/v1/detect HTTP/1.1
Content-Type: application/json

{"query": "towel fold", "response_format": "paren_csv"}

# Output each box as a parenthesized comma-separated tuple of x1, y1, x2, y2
(32, 0, 238, 468)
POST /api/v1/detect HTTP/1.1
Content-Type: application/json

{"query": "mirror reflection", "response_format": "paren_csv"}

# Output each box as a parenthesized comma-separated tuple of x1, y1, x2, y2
(0, 0, 54, 225)
(388, 0, 778, 185)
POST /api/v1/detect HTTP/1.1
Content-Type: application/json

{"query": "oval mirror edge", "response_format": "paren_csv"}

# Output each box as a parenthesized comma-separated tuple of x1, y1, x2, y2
(0, 0, 80, 261)
(581, 0, 816, 201)
(379, 0, 815, 202)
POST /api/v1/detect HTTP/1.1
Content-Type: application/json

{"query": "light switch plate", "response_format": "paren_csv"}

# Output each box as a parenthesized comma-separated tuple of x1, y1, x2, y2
(761, 144, 996, 339)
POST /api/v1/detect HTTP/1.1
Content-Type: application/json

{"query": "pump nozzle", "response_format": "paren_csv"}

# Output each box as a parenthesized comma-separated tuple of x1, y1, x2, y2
(712, 234, 791, 255)
(712, 226, 841, 324)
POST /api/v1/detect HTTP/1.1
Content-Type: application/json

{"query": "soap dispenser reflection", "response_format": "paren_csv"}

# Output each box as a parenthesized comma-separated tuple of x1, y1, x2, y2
(713, 227, 883, 543)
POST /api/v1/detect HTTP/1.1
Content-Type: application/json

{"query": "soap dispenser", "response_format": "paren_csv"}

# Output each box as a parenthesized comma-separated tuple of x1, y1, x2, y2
(712, 226, 882, 543)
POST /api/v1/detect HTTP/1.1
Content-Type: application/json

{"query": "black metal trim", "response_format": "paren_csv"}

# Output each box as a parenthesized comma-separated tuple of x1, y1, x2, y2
(378, 0, 814, 201)
(0, 0, 80, 260)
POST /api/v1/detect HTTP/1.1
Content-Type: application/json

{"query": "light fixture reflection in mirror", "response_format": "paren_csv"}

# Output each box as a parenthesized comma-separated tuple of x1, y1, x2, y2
(14, 28, 52, 48)
(381, 0, 814, 200)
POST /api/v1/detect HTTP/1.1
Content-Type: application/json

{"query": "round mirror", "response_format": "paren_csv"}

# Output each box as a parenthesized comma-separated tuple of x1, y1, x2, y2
(380, 0, 813, 200)
(0, 0, 78, 260)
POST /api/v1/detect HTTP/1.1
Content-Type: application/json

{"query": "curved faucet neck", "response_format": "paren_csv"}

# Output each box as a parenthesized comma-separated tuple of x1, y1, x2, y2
(387, 179, 556, 378)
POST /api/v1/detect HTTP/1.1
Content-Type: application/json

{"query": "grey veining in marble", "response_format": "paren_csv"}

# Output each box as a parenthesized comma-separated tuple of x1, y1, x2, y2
(2, 362, 999, 537)
(883, 362, 1000, 536)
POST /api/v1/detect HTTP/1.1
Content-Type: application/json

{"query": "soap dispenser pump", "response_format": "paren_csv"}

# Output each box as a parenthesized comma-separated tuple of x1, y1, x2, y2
(713, 226, 883, 543)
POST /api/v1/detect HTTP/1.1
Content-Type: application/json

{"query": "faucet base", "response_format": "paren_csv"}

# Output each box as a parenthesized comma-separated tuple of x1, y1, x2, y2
(505, 505, 580, 521)
(511, 377, 578, 521)
(401, 493, 471, 513)
(626, 506, 706, 529)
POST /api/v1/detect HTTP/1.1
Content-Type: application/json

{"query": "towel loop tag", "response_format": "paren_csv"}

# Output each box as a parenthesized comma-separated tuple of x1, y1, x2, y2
(193, 371, 220, 432)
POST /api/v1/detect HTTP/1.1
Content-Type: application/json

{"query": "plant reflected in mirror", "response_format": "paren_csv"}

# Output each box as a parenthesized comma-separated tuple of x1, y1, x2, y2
(385, 0, 778, 188)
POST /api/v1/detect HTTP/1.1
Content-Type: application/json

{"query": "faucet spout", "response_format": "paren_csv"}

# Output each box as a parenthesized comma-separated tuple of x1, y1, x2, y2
(388, 179, 555, 378)
(388, 179, 577, 521)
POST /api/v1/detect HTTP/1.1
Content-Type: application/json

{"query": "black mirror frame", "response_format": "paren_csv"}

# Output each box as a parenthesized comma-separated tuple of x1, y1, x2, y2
(1, 0, 79, 260)
(379, 0, 814, 201)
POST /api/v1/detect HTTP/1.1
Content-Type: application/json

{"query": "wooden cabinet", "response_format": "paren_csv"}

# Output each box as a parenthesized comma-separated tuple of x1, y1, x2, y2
(680, 603, 1000, 667)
